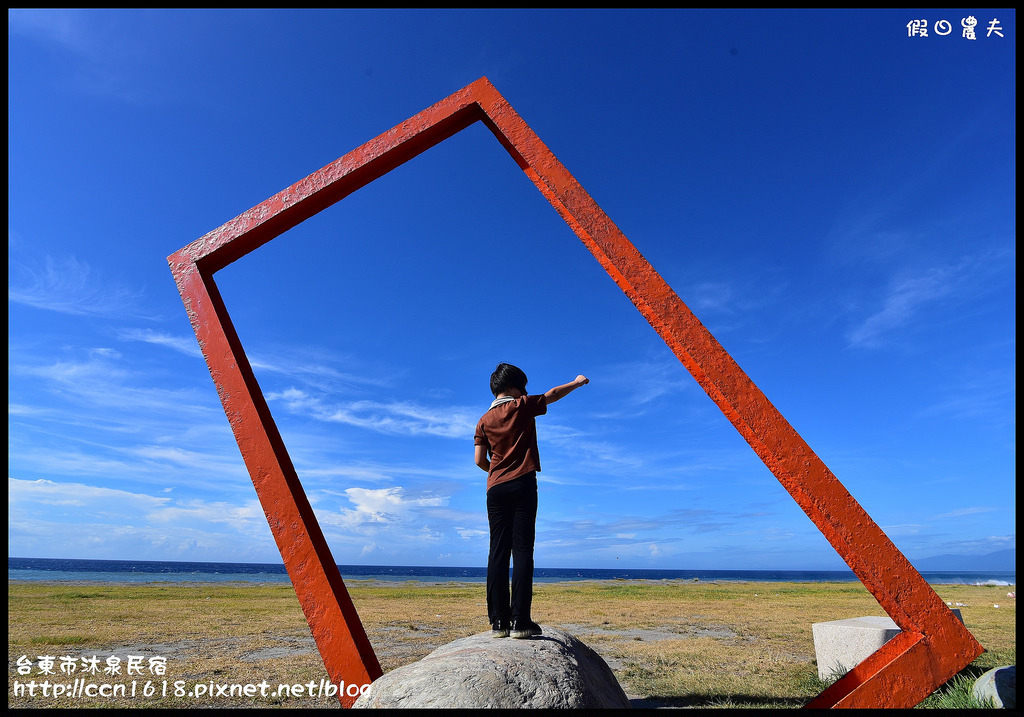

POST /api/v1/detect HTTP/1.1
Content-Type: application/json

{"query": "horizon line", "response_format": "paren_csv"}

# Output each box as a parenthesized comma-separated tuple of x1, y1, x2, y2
(8, 556, 1015, 574)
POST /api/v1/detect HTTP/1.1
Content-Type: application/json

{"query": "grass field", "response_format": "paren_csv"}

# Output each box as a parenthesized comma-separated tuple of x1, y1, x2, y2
(8, 579, 1015, 708)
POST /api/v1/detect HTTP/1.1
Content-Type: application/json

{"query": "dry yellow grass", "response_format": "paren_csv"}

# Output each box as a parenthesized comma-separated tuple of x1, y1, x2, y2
(8, 579, 1015, 708)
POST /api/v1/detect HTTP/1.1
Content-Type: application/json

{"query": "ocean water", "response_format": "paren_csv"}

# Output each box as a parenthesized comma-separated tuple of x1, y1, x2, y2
(7, 557, 1015, 586)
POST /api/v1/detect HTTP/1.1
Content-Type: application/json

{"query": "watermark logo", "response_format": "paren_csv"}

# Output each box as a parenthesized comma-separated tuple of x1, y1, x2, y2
(907, 15, 1008, 39)
(11, 654, 368, 704)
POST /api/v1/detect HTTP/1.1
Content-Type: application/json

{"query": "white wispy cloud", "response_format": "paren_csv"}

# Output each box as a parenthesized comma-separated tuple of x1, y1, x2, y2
(8, 255, 151, 318)
(10, 448, 161, 482)
(594, 358, 693, 410)
(684, 277, 784, 318)
(249, 350, 393, 390)
(542, 508, 719, 546)
(846, 249, 1011, 349)
(878, 523, 925, 536)
(119, 329, 204, 358)
(266, 387, 477, 439)
(8, 477, 279, 561)
(130, 445, 252, 480)
(10, 441, 250, 493)
(9, 477, 169, 511)
(685, 281, 738, 315)
(324, 400, 478, 439)
(847, 265, 958, 347)
(8, 8, 179, 104)
(9, 345, 250, 492)
(299, 460, 463, 485)
(8, 404, 50, 417)
(304, 485, 473, 563)
(915, 367, 1015, 427)
(18, 350, 129, 385)
(147, 498, 266, 528)
(8, 9, 91, 53)
(331, 486, 447, 531)
(118, 330, 398, 402)
(12, 349, 220, 421)
(932, 506, 998, 520)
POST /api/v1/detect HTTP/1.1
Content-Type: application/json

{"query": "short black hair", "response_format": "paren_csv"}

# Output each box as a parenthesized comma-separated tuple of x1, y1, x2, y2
(490, 363, 528, 397)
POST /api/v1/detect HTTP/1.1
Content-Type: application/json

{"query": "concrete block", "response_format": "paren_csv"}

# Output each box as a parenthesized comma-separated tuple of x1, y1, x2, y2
(812, 610, 963, 680)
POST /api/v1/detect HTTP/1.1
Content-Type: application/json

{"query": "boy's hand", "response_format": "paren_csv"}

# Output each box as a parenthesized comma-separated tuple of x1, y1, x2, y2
(575, 375, 589, 386)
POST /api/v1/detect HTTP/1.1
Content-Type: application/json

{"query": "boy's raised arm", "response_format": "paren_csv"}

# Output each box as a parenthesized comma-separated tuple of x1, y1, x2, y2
(543, 375, 589, 404)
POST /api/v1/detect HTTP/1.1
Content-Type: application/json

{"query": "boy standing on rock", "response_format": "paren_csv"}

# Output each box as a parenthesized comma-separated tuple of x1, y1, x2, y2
(474, 363, 589, 639)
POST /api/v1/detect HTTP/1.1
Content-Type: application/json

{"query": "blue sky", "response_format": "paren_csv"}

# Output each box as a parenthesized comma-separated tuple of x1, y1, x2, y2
(8, 9, 1015, 571)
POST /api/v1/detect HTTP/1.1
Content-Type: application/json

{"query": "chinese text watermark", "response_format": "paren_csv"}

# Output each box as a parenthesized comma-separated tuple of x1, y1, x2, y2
(907, 16, 1007, 39)
(11, 654, 369, 703)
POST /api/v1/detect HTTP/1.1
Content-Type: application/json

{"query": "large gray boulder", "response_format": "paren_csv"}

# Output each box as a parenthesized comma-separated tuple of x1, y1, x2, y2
(973, 665, 1015, 709)
(353, 626, 630, 709)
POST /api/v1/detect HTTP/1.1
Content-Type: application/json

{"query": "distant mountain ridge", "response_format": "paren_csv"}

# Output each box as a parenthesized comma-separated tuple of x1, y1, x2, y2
(912, 549, 1015, 572)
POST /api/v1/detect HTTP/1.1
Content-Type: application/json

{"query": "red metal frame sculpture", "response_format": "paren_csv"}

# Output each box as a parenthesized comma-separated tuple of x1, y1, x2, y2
(168, 77, 983, 708)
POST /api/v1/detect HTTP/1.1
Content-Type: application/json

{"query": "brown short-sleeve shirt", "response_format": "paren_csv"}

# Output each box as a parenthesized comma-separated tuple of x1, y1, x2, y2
(474, 394, 548, 492)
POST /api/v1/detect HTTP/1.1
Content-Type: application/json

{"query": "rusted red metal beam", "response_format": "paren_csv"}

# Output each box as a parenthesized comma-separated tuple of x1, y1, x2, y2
(169, 77, 982, 708)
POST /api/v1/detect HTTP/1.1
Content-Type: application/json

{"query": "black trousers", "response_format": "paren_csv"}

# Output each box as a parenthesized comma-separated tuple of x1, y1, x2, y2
(486, 472, 538, 624)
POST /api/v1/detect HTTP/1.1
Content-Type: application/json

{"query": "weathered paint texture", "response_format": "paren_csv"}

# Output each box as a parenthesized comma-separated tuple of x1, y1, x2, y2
(168, 77, 983, 708)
